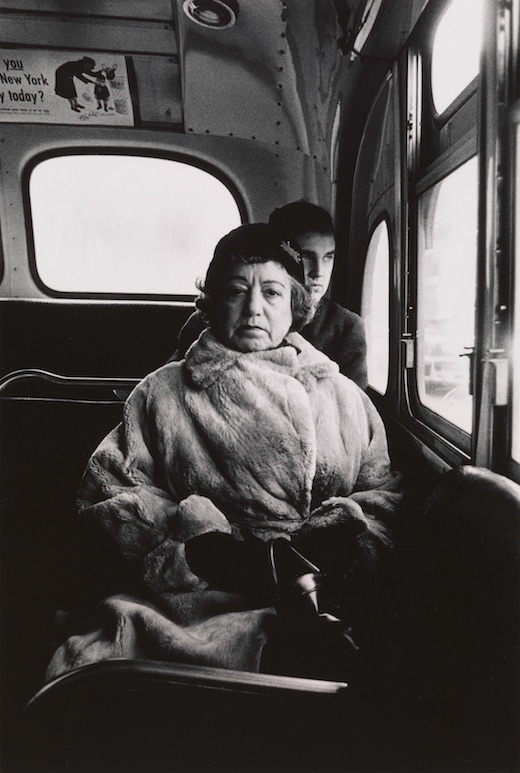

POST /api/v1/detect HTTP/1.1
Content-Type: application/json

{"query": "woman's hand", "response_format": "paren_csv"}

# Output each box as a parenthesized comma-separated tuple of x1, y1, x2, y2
(294, 497, 392, 577)
(305, 497, 369, 532)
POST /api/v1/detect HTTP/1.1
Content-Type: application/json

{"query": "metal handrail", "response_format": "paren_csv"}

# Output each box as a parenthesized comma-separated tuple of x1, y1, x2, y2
(0, 368, 141, 394)
(26, 658, 348, 710)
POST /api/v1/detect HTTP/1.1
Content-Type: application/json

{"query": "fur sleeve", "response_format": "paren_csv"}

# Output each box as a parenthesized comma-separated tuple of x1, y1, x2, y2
(77, 381, 231, 593)
(295, 384, 401, 579)
(349, 389, 402, 526)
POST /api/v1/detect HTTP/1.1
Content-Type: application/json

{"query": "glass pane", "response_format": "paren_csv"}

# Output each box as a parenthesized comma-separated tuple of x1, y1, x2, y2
(30, 155, 241, 295)
(417, 157, 478, 432)
(431, 0, 484, 114)
(512, 125, 520, 463)
(361, 220, 390, 393)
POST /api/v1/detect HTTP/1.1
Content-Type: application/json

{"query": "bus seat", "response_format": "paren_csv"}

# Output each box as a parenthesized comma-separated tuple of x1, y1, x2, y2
(2, 370, 519, 773)
(16, 464, 520, 773)
(375, 464, 520, 771)
(419, 464, 520, 560)
(0, 372, 136, 754)
(18, 660, 351, 773)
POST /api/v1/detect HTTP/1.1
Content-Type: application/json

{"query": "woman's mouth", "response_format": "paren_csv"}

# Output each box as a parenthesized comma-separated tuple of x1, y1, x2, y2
(241, 325, 266, 333)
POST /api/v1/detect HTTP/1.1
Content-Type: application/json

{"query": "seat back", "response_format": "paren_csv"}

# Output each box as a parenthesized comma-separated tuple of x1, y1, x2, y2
(20, 660, 350, 773)
(0, 373, 132, 725)
(387, 465, 520, 770)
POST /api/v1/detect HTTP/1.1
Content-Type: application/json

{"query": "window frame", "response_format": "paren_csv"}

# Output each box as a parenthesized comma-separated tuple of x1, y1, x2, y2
(505, 99, 520, 482)
(400, 0, 482, 465)
(23, 148, 246, 302)
(402, 0, 519, 478)
(411, 147, 479, 450)
(428, 0, 483, 122)
(431, 74, 480, 127)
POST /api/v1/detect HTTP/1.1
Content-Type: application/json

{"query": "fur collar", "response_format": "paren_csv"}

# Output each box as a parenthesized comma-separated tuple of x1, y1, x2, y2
(184, 330, 339, 390)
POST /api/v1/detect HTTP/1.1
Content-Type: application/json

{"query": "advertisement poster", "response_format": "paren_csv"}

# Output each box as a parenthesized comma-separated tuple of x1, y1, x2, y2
(0, 49, 134, 125)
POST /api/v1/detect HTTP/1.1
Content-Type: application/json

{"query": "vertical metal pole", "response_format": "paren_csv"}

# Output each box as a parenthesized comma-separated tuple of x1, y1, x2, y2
(474, 0, 511, 467)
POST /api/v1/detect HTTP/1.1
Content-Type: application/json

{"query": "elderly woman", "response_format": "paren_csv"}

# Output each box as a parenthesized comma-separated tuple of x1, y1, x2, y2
(46, 224, 400, 681)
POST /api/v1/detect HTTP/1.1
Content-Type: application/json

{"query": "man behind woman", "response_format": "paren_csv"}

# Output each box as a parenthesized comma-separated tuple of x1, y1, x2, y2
(171, 200, 368, 389)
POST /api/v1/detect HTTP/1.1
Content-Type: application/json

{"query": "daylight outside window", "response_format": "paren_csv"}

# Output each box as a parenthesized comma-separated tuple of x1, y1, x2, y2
(361, 219, 390, 394)
(431, 0, 483, 114)
(30, 155, 242, 295)
(417, 157, 478, 432)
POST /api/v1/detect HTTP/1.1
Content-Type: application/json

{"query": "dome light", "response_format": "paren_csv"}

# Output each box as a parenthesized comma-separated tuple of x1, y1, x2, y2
(182, 0, 239, 30)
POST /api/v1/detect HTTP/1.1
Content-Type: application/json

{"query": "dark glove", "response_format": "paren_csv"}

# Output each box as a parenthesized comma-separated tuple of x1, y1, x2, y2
(294, 514, 368, 579)
(294, 497, 394, 579)
(185, 531, 275, 603)
(262, 539, 360, 680)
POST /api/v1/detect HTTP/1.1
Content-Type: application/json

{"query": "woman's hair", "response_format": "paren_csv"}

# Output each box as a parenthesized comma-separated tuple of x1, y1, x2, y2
(268, 200, 335, 246)
(196, 223, 313, 332)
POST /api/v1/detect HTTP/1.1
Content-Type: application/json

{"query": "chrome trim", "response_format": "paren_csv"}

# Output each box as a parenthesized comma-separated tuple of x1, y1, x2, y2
(0, 369, 140, 394)
(27, 658, 348, 711)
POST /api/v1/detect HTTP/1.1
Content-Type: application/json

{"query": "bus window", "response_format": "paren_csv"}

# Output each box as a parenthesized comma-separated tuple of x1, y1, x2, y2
(29, 155, 242, 297)
(416, 157, 478, 432)
(361, 219, 390, 394)
(431, 0, 484, 115)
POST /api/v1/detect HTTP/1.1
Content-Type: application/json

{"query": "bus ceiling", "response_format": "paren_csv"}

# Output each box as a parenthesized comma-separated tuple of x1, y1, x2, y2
(0, 0, 428, 159)
(177, 0, 428, 159)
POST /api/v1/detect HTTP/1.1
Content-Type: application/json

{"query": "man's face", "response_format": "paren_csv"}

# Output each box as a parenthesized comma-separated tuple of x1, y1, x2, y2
(297, 231, 335, 305)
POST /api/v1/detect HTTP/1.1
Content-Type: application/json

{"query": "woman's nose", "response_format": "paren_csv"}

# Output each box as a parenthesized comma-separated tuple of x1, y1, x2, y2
(245, 286, 263, 316)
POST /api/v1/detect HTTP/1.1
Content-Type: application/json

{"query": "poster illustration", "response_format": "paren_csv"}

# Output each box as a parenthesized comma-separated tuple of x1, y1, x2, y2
(0, 49, 134, 125)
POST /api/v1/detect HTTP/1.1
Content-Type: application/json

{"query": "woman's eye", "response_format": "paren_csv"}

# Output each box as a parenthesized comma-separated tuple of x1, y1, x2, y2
(227, 286, 246, 297)
(264, 288, 280, 297)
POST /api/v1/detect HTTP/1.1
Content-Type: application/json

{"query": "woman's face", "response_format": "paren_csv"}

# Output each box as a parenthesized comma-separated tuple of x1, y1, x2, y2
(217, 260, 293, 352)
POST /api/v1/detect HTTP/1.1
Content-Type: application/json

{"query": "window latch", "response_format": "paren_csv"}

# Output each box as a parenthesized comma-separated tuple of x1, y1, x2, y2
(400, 335, 414, 368)
(459, 346, 475, 395)
(486, 350, 508, 406)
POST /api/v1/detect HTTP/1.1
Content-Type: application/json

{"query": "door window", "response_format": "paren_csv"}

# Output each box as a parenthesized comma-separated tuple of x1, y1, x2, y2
(416, 157, 478, 432)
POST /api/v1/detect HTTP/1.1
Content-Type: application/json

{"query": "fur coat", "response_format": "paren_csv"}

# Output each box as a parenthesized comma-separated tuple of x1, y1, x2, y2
(170, 299, 367, 388)
(46, 331, 400, 681)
